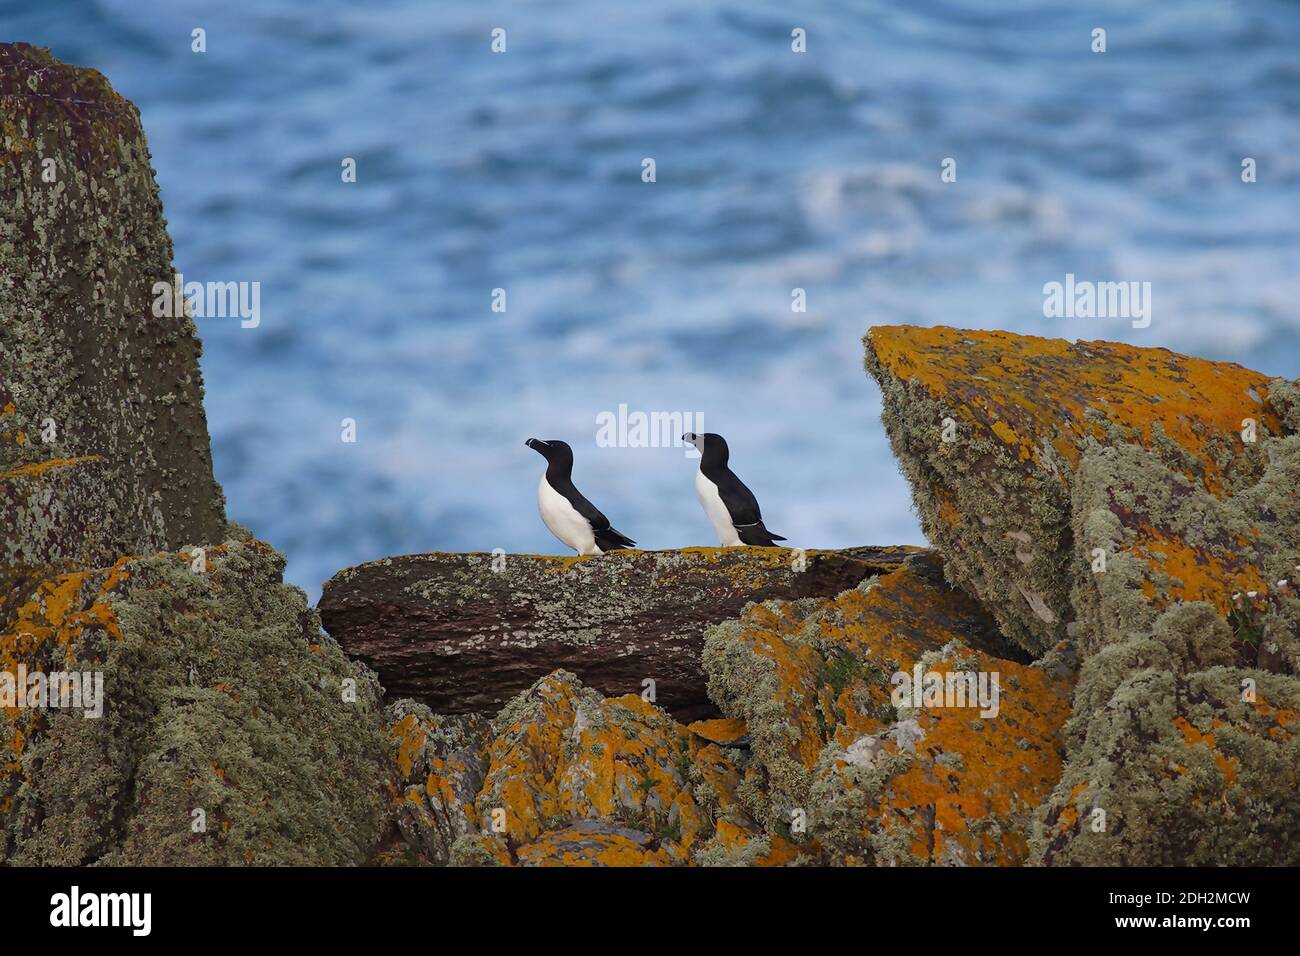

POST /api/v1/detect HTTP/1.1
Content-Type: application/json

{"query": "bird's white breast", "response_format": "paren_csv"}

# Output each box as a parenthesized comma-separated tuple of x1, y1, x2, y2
(538, 475, 600, 555)
(695, 469, 742, 546)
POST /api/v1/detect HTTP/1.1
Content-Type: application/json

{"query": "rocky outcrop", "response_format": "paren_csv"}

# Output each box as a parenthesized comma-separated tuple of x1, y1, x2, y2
(427, 669, 805, 867)
(0, 46, 395, 867)
(319, 546, 920, 720)
(397, 552, 1072, 867)
(0, 43, 226, 624)
(385, 700, 487, 865)
(866, 325, 1300, 866)
(1033, 665, 1300, 865)
(864, 325, 1285, 655)
(466, 671, 708, 864)
(5, 42, 1298, 868)
(0, 535, 393, 865)
(703, 552, 1073, 865)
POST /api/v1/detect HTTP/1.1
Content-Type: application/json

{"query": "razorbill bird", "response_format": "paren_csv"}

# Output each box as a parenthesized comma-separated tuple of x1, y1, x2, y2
(526, 438, 636, 555)
(682, 432, 786, 547)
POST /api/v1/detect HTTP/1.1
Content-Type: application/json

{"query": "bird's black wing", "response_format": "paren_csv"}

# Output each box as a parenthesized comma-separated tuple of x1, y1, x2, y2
(556, 479, 637, 547)
(718, 469, 785, 544)
(594, 526, 637, 550)
(715, 469, 764, 526)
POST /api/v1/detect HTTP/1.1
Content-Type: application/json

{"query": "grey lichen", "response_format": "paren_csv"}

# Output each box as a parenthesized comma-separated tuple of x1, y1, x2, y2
(1033, 667, 1300, 865)
(0, 537, 393, 865)
(0, 43, 227, 623)
(385, 699, 488, 865)
(863, 339, 1072, 655)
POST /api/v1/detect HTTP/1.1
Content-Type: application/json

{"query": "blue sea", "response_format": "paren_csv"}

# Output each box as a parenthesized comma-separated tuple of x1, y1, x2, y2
(8, 1, 1300, 600)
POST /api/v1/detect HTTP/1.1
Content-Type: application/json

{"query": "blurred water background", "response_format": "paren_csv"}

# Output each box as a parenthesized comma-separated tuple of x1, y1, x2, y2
(7, 0, 1300, 600)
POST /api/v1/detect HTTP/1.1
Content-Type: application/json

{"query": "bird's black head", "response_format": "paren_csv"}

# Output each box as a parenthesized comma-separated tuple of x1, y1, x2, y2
(682, 432, 728, 465)
(526, 438, 574, 469)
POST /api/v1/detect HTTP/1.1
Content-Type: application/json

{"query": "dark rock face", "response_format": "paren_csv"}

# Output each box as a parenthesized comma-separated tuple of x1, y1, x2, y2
(319, 546, 921, 720)
(0, 43, 227, 624)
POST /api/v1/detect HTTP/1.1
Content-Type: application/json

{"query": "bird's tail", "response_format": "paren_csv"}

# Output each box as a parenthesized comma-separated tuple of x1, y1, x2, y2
(595, 527, 637, 552)
(737, 523, 786, 547)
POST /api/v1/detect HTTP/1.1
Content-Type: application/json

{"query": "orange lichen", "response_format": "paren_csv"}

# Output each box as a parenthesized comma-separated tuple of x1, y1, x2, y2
(868, 325, 1279, 492)
(390, 713, 426, 779)
(0, 455, 103, 482)
(833, 655, 1072, 865)
(0, 561, 130, 784)
(1133, 528, 1268, 613)
(476, 675, 706, 861)
(424, 756, 478, 823)
(1052, 780, 1091, 836)
(933, 486, 962, 527)
(708, 557, 1074, 865)
(1173, 716, 1239, 789)
(1253, 700, 1297, 733)
(687, 717, 747, 747)
(710, 818, 803, 866)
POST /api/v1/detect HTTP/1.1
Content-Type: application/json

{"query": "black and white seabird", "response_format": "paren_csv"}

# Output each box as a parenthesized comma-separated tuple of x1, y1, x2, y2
(526, 438, 636, 555)
(682, 432, 786, 547)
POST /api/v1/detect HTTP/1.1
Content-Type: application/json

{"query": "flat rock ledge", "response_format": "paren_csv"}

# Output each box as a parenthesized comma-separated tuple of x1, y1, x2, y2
(319, 546, 921, 720)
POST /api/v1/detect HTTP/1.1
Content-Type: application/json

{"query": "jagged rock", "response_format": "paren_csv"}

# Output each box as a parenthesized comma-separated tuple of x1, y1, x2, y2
(684, 728, 803, 866)
(385, 699, 488, 865)
(865, 325, 1300, 866)
(864, 325, 1286, 655)
(0, 535, 392, 865)
(1072, 438, 1300, 667)
(1056, 441, 1300, 866)
(433, 668, 808, 867)
(0, 44, 227, 625)
(515, 821, 672, 866)
(1033, 667, 1300, 865)
(702, 553, 1072, 865)
(319, 546, 919, 720)
(463, 671, 708, 864)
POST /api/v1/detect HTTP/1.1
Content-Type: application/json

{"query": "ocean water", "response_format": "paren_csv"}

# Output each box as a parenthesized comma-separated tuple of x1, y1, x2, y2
(8, 0, 1300, 600)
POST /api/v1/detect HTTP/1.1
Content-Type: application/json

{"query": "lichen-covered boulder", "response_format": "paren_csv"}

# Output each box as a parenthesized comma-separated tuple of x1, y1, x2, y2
(703, 554, 1073, 865)
(319, 546, 919, 720)
(0, 535, 392, 865)
(463, 671, 710, 864)
(1034, 542, 1300, 866)
(1072, 437, 1300, 668)
(0, 43, 226, 623)
(0, 457, 167, 619)
(385, 699, 487, 865)
(864, 325, 1286, 654)
(865, 325, 1300, 866)
(434, 669, 810, 867)
(684, 723, 804, 866)
(515, 821, 673, 867)
(1034, 667, 1300, 865)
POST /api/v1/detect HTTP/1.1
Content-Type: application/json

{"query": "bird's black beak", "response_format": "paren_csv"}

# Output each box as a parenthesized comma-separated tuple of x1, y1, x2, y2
(526, 438, 546, 453)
